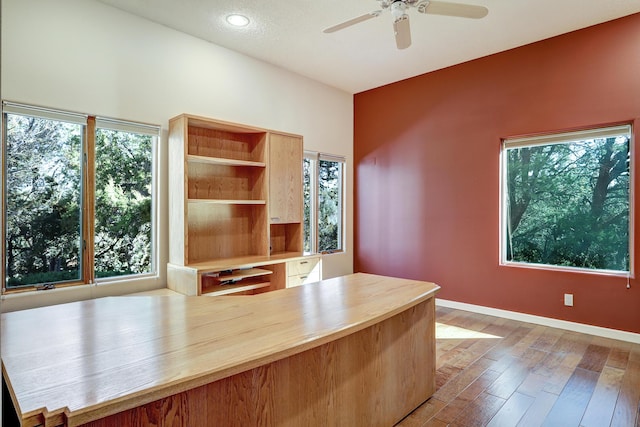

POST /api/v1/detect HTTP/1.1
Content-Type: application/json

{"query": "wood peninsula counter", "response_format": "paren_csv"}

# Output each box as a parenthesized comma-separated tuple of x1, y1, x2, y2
(2, 273, 440, 427)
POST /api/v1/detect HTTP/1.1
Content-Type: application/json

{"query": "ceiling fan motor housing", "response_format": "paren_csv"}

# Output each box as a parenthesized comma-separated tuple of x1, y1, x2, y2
(381, 0, 431, 17)
(390, 1, 408, 21)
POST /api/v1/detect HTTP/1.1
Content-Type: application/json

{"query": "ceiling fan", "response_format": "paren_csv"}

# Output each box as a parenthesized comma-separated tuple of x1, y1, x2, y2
(323, 0, 488, 50)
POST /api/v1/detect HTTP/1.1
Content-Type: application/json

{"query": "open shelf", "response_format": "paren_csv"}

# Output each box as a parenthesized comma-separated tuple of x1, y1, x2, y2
(188, 162, 266, 201)
(187, 126, 266, 163)
(187, 204, 267, 263)
(201, 268, 273, 296)
(202, 279, 271, 296)
(204, 267, 273, 282)
(270, 223, 303, 254)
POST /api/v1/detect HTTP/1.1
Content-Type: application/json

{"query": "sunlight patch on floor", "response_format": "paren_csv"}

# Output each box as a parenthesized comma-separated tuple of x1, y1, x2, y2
(436, 322, 502, 340)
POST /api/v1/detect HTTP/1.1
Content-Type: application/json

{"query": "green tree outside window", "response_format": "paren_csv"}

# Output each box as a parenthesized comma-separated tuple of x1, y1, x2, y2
(503, 126, 631, 272)
(3, 106, 156, 290)
(303, 154, 344, 254)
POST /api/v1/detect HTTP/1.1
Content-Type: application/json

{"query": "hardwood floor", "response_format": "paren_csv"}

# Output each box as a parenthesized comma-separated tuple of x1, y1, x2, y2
(398, 306, 640, 427)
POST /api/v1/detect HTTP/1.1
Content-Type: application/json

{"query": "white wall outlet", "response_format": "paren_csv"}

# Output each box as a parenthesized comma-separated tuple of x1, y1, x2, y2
(564, 293, 574, 307)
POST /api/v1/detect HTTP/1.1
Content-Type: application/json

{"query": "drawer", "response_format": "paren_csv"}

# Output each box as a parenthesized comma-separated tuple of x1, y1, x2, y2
(287, 256, 320, 276)
(288, 270, 321, 288)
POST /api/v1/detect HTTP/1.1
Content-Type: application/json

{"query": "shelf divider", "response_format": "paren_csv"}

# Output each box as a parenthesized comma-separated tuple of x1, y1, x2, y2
(203, 267, 273, 282)
(202, 281, 271, 296)
(187, 154, 266, 168)
(188, 199, 266, 205)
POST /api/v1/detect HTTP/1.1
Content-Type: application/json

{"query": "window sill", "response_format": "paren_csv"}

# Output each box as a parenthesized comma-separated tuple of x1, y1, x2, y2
(500, 261, 632, 279)
(1, 274, 163, 313)
(321, 249, 344, 256)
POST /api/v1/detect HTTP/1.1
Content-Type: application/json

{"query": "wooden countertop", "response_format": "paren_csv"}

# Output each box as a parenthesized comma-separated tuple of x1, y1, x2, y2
(1, 273, 439, 426)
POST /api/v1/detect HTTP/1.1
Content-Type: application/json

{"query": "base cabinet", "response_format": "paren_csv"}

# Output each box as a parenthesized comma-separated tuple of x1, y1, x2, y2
(168, 254, 319, 296)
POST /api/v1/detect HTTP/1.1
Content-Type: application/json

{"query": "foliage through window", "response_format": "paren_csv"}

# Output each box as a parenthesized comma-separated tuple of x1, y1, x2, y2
(304, 153, 344, 254)
(94, 124, 154, 279)
(2, 103, 158, 290)
(4, 113, 83, 286)
(502, 125, 632, 273)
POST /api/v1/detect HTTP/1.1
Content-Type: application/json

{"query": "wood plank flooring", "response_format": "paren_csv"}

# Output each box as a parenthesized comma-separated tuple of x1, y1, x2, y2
(397, 306, 640, 427)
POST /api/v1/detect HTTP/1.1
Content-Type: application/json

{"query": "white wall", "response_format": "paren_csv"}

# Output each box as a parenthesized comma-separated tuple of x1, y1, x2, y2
(1, 0, 353, 311)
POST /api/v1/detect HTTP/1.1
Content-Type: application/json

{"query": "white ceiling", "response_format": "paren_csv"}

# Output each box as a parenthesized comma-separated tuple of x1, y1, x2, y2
(97, 0, 640, 94)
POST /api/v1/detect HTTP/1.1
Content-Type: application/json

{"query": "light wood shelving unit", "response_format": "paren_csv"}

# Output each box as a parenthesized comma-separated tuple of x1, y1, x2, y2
(167, 114, 319, 296)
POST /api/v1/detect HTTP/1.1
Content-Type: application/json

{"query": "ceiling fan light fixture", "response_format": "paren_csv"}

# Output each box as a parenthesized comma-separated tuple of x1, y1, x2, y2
(226, 14, 250, 27)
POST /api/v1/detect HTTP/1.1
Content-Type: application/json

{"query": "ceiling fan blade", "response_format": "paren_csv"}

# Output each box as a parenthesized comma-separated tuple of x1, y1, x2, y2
(393, 16, 411, 50)
(323, 11, 382, 33)
(420, 1, 488, 19)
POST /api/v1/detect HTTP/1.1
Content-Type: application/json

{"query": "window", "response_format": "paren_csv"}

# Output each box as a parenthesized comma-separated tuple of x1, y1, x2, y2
(4, 109, 84, 287)
(2, 102, 158, 291)
(304, 152, 345, 254)
(501, 124, 632, 274)
(94, 119, 156, 279)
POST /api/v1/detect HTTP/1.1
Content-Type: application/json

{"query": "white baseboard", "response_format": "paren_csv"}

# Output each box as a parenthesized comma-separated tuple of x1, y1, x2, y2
(436, 298, 640, 345)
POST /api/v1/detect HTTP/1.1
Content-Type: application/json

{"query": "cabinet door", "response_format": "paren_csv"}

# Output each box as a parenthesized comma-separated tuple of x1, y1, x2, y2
(269, 133, 302, 223)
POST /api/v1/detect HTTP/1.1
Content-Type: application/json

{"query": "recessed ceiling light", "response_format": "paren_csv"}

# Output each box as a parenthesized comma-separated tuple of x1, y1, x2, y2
(226, 14, 250, 27)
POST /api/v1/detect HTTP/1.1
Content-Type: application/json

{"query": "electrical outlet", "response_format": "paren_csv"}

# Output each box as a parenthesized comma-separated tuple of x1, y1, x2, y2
(564, 293, 574, 307)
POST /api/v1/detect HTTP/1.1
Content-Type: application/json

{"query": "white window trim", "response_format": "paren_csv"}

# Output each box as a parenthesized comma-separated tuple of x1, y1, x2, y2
(304, 151, 346, 255)
(94, 118, 160, 283)
(3, 101, 88, 125)
(500, 124, 634, 277)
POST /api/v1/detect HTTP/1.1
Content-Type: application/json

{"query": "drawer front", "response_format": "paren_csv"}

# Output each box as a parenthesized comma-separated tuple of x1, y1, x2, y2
(288, 270, 321, 288)
(287, 257, 320, 276)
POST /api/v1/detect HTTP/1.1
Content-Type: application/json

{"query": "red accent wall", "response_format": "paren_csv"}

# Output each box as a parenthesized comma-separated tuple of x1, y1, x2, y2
(354, 13, 640, 334)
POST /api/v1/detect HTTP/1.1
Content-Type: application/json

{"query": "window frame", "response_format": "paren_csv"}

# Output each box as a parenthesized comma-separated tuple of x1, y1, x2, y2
(499, 123, 634, 277)
(304, 151, 346, 255)
(92, 117, 159, 284)
(1, 102, 159, 293)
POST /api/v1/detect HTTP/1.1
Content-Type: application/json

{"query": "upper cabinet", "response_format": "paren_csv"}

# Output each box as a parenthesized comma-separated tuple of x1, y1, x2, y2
(269, 133, 303, 224)
(168, 114, 304, 269)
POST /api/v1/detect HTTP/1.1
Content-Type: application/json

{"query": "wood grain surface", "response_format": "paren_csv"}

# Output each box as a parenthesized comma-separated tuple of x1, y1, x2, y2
(398, 306, 640, 427)
(1, 273, 440, 427)
(82, 295, 435, 427)
(268, 133, 302, 224)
